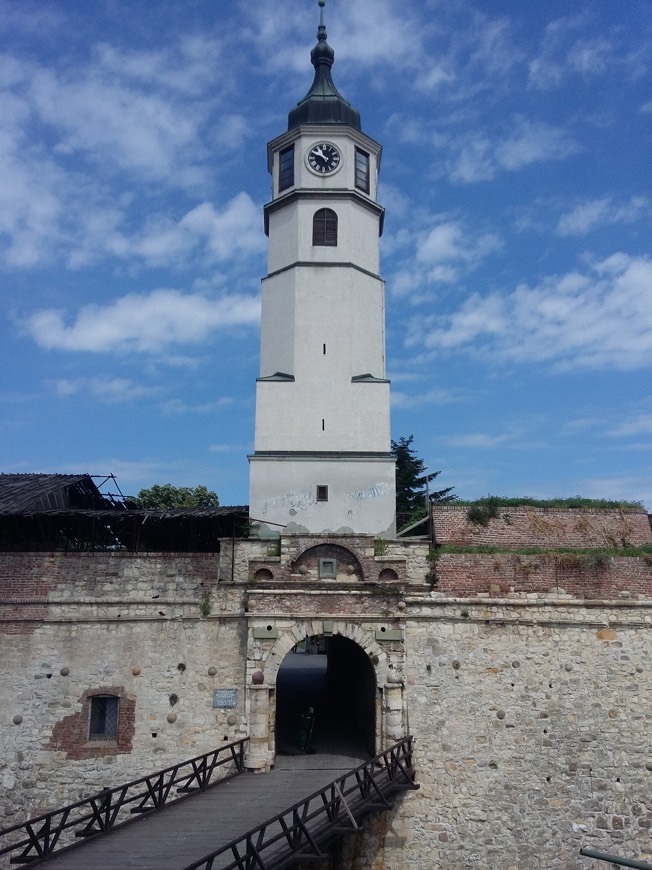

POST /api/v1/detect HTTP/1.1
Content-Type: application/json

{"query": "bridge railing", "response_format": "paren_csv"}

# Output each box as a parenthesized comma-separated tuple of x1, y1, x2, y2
(0, 737, 248, 866)
(580, 848, 652, 869)
(182, 735, 419, 870)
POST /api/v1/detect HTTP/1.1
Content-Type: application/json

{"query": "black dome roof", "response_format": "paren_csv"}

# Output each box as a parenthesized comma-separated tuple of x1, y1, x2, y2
(288, 21, 361, 132)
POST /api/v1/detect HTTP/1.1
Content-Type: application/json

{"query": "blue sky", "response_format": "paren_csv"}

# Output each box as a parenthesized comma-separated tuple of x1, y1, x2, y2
(1, 0, 650, 509)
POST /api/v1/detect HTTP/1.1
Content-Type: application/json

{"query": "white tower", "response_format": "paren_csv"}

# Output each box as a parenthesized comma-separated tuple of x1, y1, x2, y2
(249, 3, 395, 536)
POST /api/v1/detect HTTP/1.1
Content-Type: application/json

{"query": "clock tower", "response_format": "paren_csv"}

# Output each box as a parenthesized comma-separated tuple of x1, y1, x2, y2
(249, 1, 396, 536)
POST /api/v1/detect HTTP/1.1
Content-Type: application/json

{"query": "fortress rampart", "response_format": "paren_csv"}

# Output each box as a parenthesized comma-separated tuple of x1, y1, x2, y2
(1, 507, 650, 868)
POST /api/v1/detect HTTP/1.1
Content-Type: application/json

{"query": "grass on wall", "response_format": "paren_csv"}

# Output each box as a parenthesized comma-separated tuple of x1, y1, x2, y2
(451, 495, 645, 511)
(438, 543, 652, 559)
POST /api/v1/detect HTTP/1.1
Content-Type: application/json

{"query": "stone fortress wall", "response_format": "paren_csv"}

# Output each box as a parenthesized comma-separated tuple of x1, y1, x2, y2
(0, 507, 650, 869)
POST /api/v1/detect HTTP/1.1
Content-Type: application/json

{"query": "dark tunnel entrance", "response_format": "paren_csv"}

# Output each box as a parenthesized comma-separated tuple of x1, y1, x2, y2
(275, 635, 376, 760)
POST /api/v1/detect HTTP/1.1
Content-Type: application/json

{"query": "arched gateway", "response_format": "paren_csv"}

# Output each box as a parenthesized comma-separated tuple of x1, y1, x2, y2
(275, 634, 376, 757)
(245, 621, 407, 771)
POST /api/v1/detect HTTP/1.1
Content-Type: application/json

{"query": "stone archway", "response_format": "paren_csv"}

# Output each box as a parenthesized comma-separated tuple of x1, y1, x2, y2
(245, 620, 407, 771)
(275, 634, 376, 758)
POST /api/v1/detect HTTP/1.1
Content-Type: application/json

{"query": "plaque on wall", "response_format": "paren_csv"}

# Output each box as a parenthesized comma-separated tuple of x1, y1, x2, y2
(213, 688, 237, 709)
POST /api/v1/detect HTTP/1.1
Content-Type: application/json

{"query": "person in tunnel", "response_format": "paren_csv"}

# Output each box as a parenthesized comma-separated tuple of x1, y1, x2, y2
(299, 705, 316, 751)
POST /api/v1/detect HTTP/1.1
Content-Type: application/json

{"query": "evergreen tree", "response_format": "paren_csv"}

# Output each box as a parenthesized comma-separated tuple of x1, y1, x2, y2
(392, 435, 455, 525)
(129, 483, 219, 509)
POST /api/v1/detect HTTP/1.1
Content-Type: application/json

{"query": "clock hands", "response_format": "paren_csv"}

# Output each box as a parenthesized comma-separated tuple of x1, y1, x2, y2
(308, 143, 340, 173)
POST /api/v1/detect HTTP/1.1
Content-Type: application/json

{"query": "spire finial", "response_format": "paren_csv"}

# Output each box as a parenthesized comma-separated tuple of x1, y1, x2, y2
(317, 0, 326, 40)
(287, 0, 361, 132)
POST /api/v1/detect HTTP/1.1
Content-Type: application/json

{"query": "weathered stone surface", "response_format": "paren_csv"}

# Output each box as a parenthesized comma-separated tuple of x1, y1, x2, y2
(0, 526, 651, 868)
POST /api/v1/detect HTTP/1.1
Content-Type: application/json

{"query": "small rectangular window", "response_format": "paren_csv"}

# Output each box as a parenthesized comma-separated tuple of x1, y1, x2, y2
(319, 558, 336, 578)
(355, 148, 370, 193)
(316, 485, 328, 502)
(89, 696, 119, 741)
(279, 145, 294, 191)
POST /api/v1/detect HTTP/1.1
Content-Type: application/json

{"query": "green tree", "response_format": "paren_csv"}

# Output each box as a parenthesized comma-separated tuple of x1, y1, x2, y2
(392, 435, 455, 525)
(129, 483, 219, 510)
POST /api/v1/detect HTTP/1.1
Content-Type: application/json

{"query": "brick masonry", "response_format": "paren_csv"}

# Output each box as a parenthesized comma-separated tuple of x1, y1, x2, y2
(46, 687, 135, 760)
(433, 505, 652, 548)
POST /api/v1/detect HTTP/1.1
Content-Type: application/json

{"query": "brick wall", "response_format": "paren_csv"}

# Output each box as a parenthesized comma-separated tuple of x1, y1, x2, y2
(47, 687, 136, 760)
(434, 552, 652, 599)
(432, 505, 652, 548)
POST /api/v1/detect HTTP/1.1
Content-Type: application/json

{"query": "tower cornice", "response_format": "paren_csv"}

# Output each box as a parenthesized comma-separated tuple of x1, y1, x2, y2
(264, 189, 385, 236)
(263, 260, 383, 283)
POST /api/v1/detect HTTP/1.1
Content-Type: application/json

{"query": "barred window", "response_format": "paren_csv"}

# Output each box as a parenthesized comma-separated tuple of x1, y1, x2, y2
(89, 696, 119, 741)
(279, 146, 295, 192)
(312, 208, 338, 246)
(355, 148, 370, 193)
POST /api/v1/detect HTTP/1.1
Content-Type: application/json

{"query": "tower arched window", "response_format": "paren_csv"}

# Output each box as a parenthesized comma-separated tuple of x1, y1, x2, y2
(312, 208, 338, 246)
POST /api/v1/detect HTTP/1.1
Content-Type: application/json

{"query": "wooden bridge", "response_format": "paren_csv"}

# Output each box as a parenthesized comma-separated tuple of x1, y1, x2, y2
(0, 737, 418, 869)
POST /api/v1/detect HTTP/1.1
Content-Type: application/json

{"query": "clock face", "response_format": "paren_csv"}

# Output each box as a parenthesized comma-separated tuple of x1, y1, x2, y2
(307, 142, 341, 174)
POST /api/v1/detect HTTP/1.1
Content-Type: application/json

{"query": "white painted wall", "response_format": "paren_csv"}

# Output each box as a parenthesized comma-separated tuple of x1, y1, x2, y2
(249, 455, 396, 536)
(267, 196, 381, 276)
(260, 265, 386, 377)
(250, 122, 395, 535)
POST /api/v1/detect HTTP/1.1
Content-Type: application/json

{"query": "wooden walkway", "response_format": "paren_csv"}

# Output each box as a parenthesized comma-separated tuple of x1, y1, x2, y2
(38, 756, 361, 869)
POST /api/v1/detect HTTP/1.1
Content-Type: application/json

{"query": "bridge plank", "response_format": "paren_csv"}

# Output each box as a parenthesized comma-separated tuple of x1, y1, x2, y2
(39, 763, 355, 869)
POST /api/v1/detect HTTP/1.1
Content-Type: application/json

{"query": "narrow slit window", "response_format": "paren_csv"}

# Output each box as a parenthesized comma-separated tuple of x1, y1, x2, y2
(89, 696, 119, 741)
(355, 148, 370, 193)
(316, 485, 328, 502)
(322, 418, 325, 431)
(323, 343, 326, 355)
(312, 208, 338, 246)
(279, 145, 295, 192)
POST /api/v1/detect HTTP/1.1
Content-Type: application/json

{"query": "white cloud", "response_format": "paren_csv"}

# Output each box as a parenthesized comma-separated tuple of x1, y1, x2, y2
(31, 69, 202, 182)
(180, 195, 265, 261)
(447, 118, 580, 183)
(567, 37, 613, 76)
(556, 196, 648, 236)
(447, 135, 494, 183)
(445, 433, 513, 449)
(26, 289, 260, 354)
(0, 27, 258, 271)
(580, 475, 650, 509)
(407, 253, 652, 371)
(0, 116, 66, 267)
(119, 194, 265, 267)
(53, 377, 158, 402)
(417, 223, 463, 264)
(388, 218, 501, 301)
(162, 397, 236, 415)
(414, 220, 501, 285)
(527, 11, 646, 92)
(391, 388, 454, 409)
(495, 118, 580, 170)
(208, 443, 240, 453)
(608, 414, 652, 438)
(94, 36, 223, 97)
(528, 14, 608, 90)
